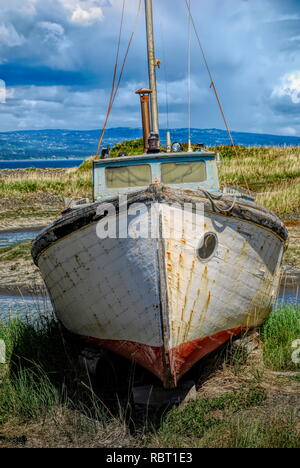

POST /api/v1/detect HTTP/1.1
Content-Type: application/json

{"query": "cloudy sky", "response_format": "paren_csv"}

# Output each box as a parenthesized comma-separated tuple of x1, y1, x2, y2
(0, 0, 300, 135)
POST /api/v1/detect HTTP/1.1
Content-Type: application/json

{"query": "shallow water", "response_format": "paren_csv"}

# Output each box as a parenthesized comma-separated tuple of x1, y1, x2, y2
(0, 159, 84, 170)
(277, 291, 299, 306)
(0, 230, 40, 248)
(0, 295, 53, 323)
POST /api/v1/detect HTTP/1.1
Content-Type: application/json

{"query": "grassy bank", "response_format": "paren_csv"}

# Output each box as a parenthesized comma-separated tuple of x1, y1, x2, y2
(0, 240, 32, 262)
(0, 168, 91, 202)
(0, 144, 299, 217)
(262, 306, 300, 371)
(216, 145, 300, 215)
(0, 305, 299, 448)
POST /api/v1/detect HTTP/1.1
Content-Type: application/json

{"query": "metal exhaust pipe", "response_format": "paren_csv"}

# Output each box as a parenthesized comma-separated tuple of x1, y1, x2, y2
(136, 88, 152, 153)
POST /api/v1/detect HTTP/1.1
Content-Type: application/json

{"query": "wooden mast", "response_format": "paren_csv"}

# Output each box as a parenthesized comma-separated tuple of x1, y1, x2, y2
(145, 0, 160, 141)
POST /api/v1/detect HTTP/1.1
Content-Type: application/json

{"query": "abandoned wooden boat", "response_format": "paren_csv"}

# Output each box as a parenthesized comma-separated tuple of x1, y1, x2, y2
(31, 0, 288, 388)
(32, 156, 287, 388)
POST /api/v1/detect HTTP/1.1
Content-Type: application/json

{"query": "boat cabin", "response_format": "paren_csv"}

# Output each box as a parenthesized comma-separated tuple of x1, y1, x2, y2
(93, 151, 220, 200)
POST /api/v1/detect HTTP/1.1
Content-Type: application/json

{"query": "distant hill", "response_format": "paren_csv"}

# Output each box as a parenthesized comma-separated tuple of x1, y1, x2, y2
(0, 127, 300, 160)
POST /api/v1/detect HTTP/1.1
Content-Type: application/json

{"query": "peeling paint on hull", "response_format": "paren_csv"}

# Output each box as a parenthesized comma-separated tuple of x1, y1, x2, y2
(32, 187, 286, 388)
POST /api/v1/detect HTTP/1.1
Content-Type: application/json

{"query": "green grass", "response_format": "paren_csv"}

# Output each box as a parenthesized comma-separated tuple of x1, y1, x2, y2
(0, 209, 58, 220)
(0, 318, 64, 423)
(1, 143, 300, 216)
(152, 407, 299, 448)
(156, 387, 267, 441)
(109, 138, 144, 158)
(150, 376, 299, 448)
(0, 317, 108, 426)
(76, 159, 93, 173)
(0, 365, 62, 422)
(149, 386, 300, 448)
(262, 305, 300, 371)
(0, 173, 92, 200)
(284, 244, 300, 268)
(0, 240, 32, 262)
(213, 413, 300, 449)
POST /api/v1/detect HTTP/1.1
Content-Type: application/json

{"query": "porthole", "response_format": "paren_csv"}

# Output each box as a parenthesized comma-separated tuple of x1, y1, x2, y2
(197, 232, 218, 262)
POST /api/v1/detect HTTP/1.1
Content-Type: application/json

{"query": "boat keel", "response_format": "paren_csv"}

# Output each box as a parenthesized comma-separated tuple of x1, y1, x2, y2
(86, 326, 246, 388)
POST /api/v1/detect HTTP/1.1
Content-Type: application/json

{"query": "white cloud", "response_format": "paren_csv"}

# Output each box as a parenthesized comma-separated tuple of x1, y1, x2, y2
(0, 85, 107, 130)
(0, 79, 6, 104)
(0, 0, 105, 23)
(280, 126, 297, 136)
(71, 6, 104, 24)
(38, 21, 65, 37)
(37, 21, 70, 52)
(58, 0, 104, 25)
(0, 78, 212, 131)
(0, 0, 38, 16)
(272, 72, 300, 104)
(1, 0, 300, 135)
(277, 14, 300, 21)
(288, 35, 300, 43)
(0, 23, 25, 47)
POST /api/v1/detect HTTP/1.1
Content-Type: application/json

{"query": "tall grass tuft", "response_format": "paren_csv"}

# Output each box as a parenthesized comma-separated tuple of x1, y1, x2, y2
(0, 317, 109, 427)
(261, 305, 300, 371)
(0, 365, 62, 422)
(0, 318, 65, 423)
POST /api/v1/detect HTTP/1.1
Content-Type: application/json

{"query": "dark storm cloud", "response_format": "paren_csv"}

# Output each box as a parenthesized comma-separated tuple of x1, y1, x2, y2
(0, 62, 96, 86)
(0, 0, 300, 134)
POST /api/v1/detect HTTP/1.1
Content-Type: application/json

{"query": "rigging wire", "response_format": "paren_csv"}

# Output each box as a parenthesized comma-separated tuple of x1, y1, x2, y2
(160, 23, 170, 131)
(96, 0, 126, 157)
(96, 0, 142, 158)
(184, 0, 235, 147)
(187, 0, 192, 152)
(184, 0, 250, 192)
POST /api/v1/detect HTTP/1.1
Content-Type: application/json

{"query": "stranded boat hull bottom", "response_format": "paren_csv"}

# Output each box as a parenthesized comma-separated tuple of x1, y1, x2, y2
(86, 327, 247, 387)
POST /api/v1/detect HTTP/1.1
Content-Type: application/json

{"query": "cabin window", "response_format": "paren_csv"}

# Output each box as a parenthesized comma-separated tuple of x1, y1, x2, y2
(161, 161, 206, 184)
(105, 165, 152, 189)
(198, 233, 218, 262)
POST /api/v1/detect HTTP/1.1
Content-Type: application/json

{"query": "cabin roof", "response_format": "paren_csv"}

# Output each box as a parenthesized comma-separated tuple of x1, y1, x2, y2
(93, 151, 217, 166)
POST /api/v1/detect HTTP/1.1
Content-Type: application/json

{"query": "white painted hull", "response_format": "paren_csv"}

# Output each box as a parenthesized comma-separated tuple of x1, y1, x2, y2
(33, 190, 286, 387)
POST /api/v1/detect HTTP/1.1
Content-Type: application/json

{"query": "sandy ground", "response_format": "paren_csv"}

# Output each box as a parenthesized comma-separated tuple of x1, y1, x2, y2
(0, 217, 55, 231)
(0, 198, 60, 231)
(0, 259, 44, 296)
(0, 207, 58, 294)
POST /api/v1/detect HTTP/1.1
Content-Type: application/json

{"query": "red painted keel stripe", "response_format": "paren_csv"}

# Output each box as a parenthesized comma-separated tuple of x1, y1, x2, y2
(86, 327, 247, 387)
